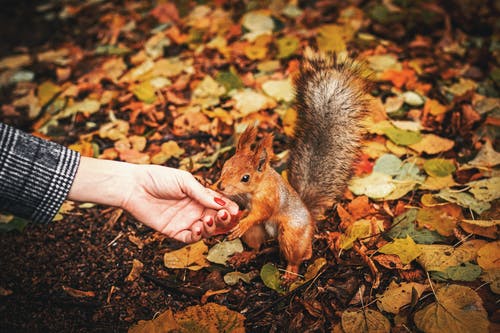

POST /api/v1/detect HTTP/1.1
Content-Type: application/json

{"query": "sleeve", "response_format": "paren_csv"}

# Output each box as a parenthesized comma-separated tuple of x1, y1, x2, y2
(0, 123, 81, 223)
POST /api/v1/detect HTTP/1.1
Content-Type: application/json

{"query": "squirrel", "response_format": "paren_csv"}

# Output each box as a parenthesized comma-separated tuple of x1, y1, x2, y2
(215, 48, 370, 281)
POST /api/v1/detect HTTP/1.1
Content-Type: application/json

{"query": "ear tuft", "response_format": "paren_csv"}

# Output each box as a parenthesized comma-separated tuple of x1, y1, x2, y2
(237, 125, 258, 152)
(254, 133, 274, 172)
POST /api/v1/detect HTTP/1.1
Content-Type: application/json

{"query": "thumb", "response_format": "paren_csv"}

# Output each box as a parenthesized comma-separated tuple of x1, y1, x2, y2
(182, 173, 229, 209)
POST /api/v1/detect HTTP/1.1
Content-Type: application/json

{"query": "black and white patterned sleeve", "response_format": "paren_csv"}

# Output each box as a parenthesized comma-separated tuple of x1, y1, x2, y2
(0, 123, 81, 223)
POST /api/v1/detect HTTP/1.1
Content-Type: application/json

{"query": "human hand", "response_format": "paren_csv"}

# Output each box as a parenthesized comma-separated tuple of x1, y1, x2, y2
(68, 157, 239, 242)
(122, 166, 239, 242)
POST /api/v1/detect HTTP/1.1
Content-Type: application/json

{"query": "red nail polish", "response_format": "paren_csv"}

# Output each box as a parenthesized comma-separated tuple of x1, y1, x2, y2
(221, 211, 228, 220)
(197, 230, 202, 236)
(214, 197, 226, 206)
(207, 217, 214, 227)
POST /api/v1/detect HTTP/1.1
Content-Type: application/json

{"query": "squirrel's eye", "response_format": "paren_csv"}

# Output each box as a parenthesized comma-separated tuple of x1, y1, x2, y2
(241, 174, 250, 183)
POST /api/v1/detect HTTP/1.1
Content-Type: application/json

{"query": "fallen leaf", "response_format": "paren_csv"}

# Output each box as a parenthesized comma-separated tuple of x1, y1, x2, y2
(349, 172, 395, 199)
(459, 219, 499, 239)
(388, 209, 444, 244)
(379, 236, 422, 264)
(423, 158, 456, 177)
(276, 36, 300, 59)
(382, 125, 422, 146)
(477, 241, 500, 270)
(416, 240, 487, 272)
(373, 154, 403, 176)
(481, 268, 500, 294)
(416, 204, 463, 237)
(129, 303, 245, 333)
(408, 134, 455, 154)
(402, 91, 424, 106)
(444, 78, 477, 97)
(125, 259, 144, 282)
(290, 257, 327, 291)
(37, 81, 61, 106)
(223, 271, 256, 286)
(164, 240, 210, 271)
(413, 285, 489, 333)
(376, 281, 428, 314)
(467, 177, 500, 202)
(464, 140, 500, 169)
(206, 239, 244, 265)
(260, 263, 285, 294)
(316, 24, 353, 53)
(420, 175, 458, 190)
(262, 78, 294, 102)
(340, 308, 390, 333)
(232, 89, 273, 116)
(436, 188, 491, 215)
(241, 11, 274, 41)
(424, 98, 448, 116)
(0, 54, 31, 69)
(62, 286, 96, 298)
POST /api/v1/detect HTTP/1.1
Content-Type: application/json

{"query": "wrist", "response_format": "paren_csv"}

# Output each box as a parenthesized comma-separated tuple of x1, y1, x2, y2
(68, 157, 139, 208)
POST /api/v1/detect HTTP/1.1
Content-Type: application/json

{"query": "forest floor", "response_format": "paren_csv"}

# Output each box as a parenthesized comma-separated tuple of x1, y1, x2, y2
(0, 1, 498, 332)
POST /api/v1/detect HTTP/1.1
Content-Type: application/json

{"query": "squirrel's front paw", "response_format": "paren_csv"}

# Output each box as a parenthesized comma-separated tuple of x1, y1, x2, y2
(228, 224, 246, 240)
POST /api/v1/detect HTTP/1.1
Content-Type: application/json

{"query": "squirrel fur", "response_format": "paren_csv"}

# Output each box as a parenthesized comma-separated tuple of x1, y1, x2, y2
(216, 49, 370, 281)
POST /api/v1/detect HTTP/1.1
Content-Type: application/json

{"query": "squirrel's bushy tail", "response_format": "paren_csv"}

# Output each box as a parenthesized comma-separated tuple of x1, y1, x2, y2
(288, 48, 370, 220)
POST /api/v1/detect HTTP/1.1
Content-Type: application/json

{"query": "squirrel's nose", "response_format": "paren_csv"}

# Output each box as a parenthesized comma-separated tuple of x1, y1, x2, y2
(217, 181, 225, 191)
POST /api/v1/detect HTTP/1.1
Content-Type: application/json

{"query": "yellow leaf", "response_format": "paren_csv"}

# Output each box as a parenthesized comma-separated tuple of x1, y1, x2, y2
(164, 240, 210, 271)
(376, 281, 428, 314)
(408, 133, 454, 155)
(37, 81, 61, 106)
(129, 303, 245, 333)
(341, 309, 390, 333)
(282, 108, 297, 137)
(416, 204, 463, 237)
(420, 175, 457, 190)
(316, 24, 353, 53)
(416, 240, 487, 272)
(414, 285, 489, 333)
(379, 236, 422, 264)
(477, 241, 500, 269)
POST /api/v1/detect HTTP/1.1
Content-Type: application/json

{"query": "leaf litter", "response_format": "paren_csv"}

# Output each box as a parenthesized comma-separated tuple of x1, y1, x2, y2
(0, 0, 498, 332)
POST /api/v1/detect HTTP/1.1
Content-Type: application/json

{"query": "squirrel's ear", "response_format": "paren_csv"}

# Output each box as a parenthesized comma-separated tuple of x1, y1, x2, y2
(253, 133, 273, 172)
(237, 125, 257, 152)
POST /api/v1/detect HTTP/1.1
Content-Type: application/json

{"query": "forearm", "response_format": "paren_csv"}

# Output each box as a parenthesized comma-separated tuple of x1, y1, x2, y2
(67, 156, 137, 208)
(0, 123, 80, 223)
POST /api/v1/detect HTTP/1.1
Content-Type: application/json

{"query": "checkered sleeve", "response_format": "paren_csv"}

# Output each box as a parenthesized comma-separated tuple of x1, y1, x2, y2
(0, 123, 81, 223)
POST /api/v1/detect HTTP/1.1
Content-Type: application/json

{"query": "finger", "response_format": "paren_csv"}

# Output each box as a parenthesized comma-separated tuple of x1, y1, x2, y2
(215, 209, 231, 228)
(201, 213, 216, 238)
(182, 175, 237, 211)
(173, 228, 202, 243)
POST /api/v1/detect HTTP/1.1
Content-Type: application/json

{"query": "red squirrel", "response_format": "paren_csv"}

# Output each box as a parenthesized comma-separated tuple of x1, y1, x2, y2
(215, 49, 370, 281)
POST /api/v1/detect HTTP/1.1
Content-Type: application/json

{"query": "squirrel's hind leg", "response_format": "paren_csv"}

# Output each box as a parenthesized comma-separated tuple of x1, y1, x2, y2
(278, 219, 314, 281)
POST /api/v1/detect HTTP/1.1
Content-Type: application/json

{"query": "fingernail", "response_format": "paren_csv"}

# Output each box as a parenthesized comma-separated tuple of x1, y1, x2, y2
(214, 197, 226, 206)
(207, 217, 214, 227)
(221, 211, 228, 220)
(197, 230, 202, 236)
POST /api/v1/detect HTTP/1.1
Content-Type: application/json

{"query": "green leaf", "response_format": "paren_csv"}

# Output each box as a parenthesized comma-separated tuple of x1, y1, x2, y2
(260, 263, 285, 294)
(0, 215, 29, 232)
(388, 209, 446, 244)
(382, 126, 422, 146)
(379, 236, 422, 264)
(215, 70, 244, 92)
(423, 158, 456, 177)
(445, 262, 482, 281)
(436, 188, 491, 215)
(373, 154, 403, 176)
